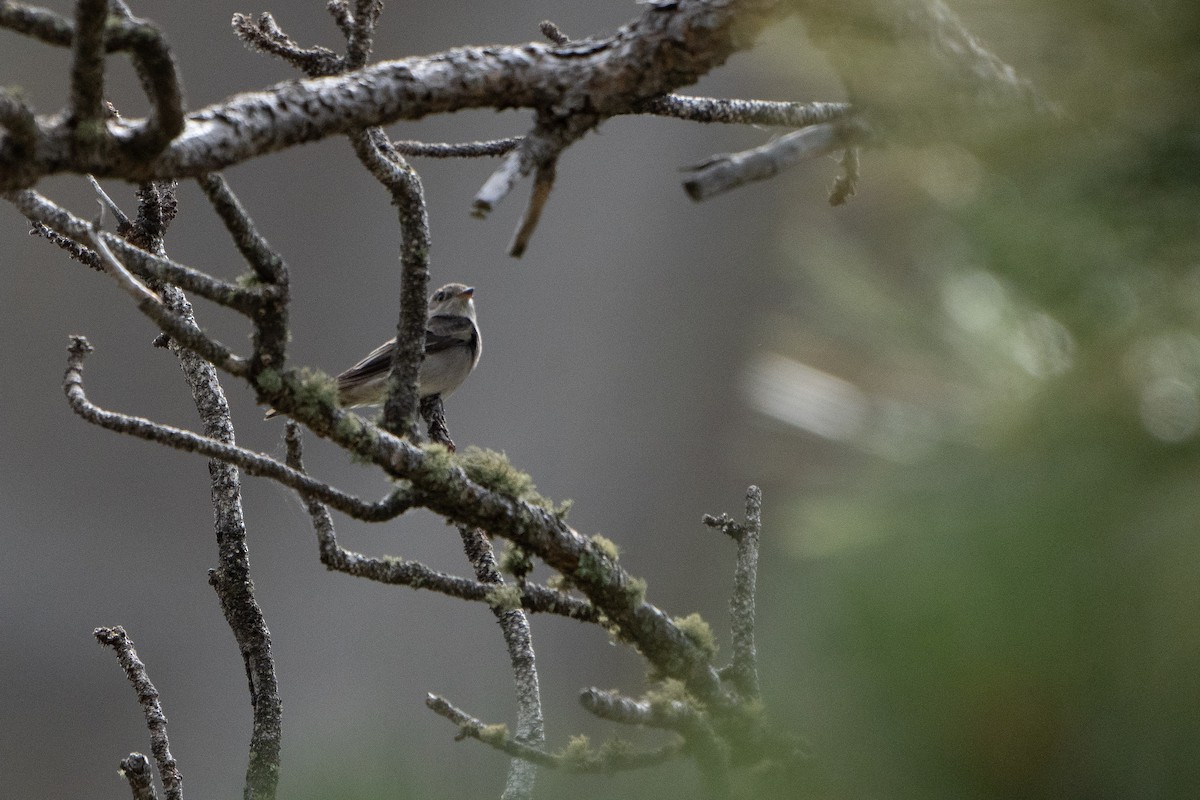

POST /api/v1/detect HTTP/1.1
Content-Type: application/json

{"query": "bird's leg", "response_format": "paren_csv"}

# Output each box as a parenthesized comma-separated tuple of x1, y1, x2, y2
(420, 394, 456, 452)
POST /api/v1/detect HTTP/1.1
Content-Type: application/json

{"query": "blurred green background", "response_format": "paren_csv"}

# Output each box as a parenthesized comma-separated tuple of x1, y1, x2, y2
(2, 1, 1198, 798)
(743, 2, 1200, 797)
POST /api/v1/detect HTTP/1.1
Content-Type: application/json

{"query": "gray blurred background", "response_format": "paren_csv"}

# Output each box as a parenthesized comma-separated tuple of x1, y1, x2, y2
(3, 1, 1199, 798)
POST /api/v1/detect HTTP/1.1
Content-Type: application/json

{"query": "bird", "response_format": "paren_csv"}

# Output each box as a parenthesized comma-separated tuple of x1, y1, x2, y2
(265, 282, 480, 418)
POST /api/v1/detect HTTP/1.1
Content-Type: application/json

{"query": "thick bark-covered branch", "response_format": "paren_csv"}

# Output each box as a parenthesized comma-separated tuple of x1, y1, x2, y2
(1, 0, 784, 187)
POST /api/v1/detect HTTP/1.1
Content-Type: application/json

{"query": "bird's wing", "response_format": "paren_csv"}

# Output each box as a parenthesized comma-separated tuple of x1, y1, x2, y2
(337, 337, 395, 385)
(424, 314, 476, 354)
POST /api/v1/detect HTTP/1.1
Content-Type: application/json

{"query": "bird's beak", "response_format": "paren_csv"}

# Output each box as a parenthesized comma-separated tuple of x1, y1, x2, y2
(459, 287, 475, 299)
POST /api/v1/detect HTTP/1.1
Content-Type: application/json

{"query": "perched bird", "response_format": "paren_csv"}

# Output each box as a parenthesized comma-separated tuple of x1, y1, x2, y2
(265, 283, 480, 418)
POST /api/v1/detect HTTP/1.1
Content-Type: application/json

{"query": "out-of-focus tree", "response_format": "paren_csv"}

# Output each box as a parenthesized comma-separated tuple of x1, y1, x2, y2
(743, 2, 1200, 797)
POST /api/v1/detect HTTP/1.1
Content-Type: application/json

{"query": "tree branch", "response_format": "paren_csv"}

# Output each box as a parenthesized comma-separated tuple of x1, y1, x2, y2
(196, 173, 290, 376)
(100, 179, 282, 800)
(458, 526, 546, 800)
(349, 129, 429, 440)
(1, 0, 787, 187)
(636, 96, 851, 127)
(282, 422, 598, 622)
(705, 486, 763, 700)
(426, 694, 685, 773)
(118, 753, 158, 800)
(62, 337, 414, 522)
(683, 122, 856, 201)
(95, 626, 183, 800)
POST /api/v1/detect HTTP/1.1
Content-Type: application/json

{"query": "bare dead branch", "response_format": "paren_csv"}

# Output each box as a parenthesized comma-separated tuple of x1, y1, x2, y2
(62, 337, 415, 521)
(2, 0, 790, 187)
(682, 123, 851, 201)
(196, 173, 289, 374)
(579, 687, 704, 733)
(0, 88, 38, 186)
(94, 626, 183, 800)
(579, 686, 729, 793)
(282, 422, 597, 621)
(118, 753, 158, 800)
(636, 96, 851, 128)
(1, 0, 184, 168)
(420, 395, 455, 451)
(86, 209, 162, 306)
(87, 175, 134, 234)
(705, 486, 762, 699)
(8, 189, 260, 313)
(538, 21, 571, 46)
(458, 526, 546, 800)
(28, 219, 101, 269)
(344, 0, 383, 70)
(507, 159, 556, 258)
(426, 694, 685, 773)
(231, 12, 344, 76)
(99, 1, 186, 159)
(391, 137, 521, 159)
(0, 1, 75, 46)
(348, 128, 429, 441)
(67, 0, 109, 162)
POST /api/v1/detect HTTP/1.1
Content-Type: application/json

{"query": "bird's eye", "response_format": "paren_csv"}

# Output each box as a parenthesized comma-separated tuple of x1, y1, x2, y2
(434, 290, 446, 301)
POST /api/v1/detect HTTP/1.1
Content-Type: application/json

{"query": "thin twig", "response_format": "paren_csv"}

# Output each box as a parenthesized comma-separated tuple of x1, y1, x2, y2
(95, 626, 183, 800)
(62, 337, 413, 521)
(729, 486, 762, 699)
(196, 173, 289, 374)
(86, 208, 162, 306)
(232, 12, 344, 76)
(78, 218, 249, 375)
(87, 175, 134, 234)
(426, 694, 685, 773)
(472, 149, 526, 217)
(538, 21, 570, 46)
(474, 121, 581, 253)
(705, 486, 762, 699)
(508, 159, 556, 258)
(8, 188, 260, 313)
(579, 686, 729, 794)
(28, 220, 101, 269)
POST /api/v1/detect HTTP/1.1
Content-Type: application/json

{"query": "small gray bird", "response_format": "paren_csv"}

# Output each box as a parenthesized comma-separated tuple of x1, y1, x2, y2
(265, 283, 480, 418)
